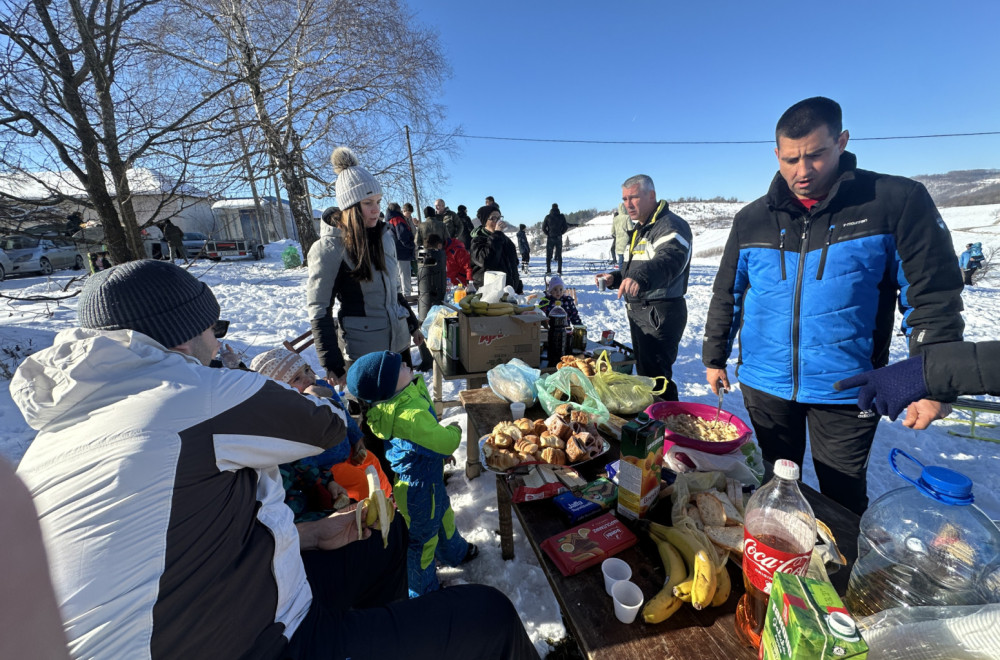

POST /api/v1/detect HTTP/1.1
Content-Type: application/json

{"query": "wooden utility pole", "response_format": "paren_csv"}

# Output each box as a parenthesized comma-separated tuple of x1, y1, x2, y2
(405, 125, 422, 223)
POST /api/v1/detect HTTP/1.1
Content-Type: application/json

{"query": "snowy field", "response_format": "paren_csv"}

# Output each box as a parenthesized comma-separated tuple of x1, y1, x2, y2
(1, 201, 998, 656)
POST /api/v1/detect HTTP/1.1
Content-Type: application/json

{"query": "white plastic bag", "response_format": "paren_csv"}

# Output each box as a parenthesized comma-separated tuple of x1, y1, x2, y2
(480, 271, 506, 303)
(420, 305, 455, 352)
(857, 603, 1000, 659)
(487, 358, 540, 406)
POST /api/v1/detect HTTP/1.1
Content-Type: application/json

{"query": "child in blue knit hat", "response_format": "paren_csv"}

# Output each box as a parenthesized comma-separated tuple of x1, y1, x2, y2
(347, 350, 478, 598)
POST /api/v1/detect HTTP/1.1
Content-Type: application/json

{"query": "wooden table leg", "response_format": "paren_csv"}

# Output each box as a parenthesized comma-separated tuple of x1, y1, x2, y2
(465, 420, 482, 479)
(496, 473, 515, 560)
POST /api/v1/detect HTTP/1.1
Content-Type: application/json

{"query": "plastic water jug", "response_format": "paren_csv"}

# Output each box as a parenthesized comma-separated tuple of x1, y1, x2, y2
(845, 449, 1000, 617)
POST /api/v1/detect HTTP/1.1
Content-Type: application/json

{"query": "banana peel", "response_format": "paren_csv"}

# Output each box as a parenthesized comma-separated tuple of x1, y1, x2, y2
(354, 466, 394, 548)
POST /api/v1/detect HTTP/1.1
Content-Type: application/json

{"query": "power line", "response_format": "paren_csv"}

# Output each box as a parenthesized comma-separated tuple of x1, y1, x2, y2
(415, 130, 1000, 146)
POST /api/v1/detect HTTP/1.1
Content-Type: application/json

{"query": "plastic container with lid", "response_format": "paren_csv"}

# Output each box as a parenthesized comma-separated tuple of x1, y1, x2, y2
(845, 448, 1000, 617)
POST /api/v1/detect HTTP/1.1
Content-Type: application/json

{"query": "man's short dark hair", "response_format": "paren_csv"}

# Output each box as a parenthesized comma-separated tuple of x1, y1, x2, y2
(426, 233, 443, 249)
(519, 224, 526, 231)
(775, 97, 842, 144)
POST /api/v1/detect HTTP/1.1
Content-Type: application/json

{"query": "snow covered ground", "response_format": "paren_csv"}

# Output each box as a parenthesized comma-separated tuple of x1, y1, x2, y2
(1, 201, 998, 656)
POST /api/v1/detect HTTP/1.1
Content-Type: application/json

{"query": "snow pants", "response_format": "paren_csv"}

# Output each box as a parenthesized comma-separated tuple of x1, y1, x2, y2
(394, 472, 469, 598)
(741, 383, 880, 515)
(283, 516, 539, 660)
(626, 298, 686, 401)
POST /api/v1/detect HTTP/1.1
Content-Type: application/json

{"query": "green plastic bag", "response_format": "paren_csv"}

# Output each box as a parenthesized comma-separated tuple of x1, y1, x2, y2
(281, 245, 302, 269)
(591, 352, 667, 415)
(536, 367, 609, 424)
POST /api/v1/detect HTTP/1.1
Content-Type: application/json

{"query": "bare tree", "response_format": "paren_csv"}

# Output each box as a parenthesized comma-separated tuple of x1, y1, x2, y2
(0, 0, 236, 263)
(167, 0, 457, 259)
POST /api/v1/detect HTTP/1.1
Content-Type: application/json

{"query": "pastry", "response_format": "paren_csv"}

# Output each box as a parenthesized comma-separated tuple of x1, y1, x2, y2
(539, 432, 564, 449)
(570, 410, 591, 426)
(555, 403, 574, 419)
(488, 449, 518, 471)
(515, 418, 534, 434)
(523, 434, 540, 446)
(514, 439, 539, 455)
(565, 435, 587, 463)
(532, 419, 548, 436)
(517, 451, 536, 464)
(541, 447, 567, 465)
(548, 417, 573, 441)
(493, 431, 515, 449)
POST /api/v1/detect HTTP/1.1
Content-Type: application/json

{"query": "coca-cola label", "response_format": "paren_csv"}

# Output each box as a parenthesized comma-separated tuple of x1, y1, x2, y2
(742, 532, 812, 594)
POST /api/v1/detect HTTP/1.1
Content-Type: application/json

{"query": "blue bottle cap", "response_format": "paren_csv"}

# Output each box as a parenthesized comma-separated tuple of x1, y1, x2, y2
(889, 448, 974, 506)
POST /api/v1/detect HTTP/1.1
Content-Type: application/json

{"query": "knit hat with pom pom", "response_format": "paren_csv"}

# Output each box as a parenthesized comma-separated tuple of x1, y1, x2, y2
(331, 146, 382, 211)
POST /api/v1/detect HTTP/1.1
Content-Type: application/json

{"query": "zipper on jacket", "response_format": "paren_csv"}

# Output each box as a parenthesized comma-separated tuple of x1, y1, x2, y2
(815, 225, 835, 280)
(790, 216, 812, 401)
(778, 229, 787, 280)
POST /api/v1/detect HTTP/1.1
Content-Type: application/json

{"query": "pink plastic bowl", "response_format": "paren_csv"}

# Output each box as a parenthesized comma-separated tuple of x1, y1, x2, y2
(644, 401, 753, 455)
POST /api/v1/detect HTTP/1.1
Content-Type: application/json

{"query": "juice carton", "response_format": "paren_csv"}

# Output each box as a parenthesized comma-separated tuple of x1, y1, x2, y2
(616, 413, 665, 520)
(760, 573, 868, 660)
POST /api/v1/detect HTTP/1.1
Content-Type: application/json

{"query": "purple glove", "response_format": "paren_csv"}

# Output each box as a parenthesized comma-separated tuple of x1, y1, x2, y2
(834, 356, 928, 421)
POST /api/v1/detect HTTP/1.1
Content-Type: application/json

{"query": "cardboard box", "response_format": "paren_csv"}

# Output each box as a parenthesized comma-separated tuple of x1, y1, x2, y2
(458, 311, 541, 372)
(760, 573, 868, 660)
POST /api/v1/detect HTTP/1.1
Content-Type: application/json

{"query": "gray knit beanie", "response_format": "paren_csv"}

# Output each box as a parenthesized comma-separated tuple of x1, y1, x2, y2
(331, 146, 382, 210)
(78, 259, 220, 348)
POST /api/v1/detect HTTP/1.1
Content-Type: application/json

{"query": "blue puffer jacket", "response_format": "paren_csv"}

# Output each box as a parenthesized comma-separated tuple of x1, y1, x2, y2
(703, 152, 964, 404)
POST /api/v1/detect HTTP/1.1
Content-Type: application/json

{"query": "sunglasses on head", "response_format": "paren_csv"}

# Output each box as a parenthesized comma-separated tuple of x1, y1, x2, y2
(213, 319, 230, 339)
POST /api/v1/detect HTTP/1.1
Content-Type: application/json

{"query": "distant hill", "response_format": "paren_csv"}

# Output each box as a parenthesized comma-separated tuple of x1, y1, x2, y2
(911, 169, 1000, 207)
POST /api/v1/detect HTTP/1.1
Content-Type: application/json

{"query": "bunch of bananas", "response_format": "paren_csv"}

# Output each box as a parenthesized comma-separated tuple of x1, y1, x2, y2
(641, 521, 732, 623)
(355, 465, 395, 548)
(458, 292, 535, 316)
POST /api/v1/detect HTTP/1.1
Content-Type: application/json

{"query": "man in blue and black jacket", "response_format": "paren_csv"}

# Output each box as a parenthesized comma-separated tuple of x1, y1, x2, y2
(702, 97, 964, 514)
(597, 174, 692, 401)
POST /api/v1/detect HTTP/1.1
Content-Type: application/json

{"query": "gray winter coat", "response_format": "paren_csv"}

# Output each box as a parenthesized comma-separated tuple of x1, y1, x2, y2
(306, 224, 413, 377)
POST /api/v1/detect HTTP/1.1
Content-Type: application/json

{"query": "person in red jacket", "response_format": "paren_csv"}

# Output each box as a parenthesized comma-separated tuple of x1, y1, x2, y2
(445, 237, 473, 286)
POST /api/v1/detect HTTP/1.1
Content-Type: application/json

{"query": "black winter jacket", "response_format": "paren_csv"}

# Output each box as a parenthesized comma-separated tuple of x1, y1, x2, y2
(470, 226, 523, 293)
(542, 212, 568, 240)
(924, 341, 1000, 399)
(610, 200, 692, 302)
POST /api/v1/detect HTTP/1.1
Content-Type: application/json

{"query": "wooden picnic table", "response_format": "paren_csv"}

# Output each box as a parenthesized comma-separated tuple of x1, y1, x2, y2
(459, 387, 861, 660)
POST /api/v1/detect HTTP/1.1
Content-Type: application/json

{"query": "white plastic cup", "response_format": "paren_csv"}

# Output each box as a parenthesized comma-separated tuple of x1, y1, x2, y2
(611, 580, 644, 624)
(601, 557, 632, 596)
(509, 401, 526, 420)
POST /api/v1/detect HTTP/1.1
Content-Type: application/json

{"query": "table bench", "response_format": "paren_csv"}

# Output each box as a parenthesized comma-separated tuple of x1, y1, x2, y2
(460, 388, 861, 660)
(948, 397, 1000, 443)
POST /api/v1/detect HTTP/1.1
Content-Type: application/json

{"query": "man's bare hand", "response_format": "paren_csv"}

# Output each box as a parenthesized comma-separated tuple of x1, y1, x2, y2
(350, 439, 367, 465)
(617, 278, 640, 299)
(412, 330, 425, 346)
(328, 372, 347, 389)
(902, 399, 952, 430)
(595, 273, 614, 288)
(297, 504, 370, 551)
(706, 368, 730, 395)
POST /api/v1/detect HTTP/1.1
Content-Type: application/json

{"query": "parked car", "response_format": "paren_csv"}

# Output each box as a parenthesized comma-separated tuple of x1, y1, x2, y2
(0, 247, 13, 281)
(182, 232, 209, 259)
(0, 234, 85, 276)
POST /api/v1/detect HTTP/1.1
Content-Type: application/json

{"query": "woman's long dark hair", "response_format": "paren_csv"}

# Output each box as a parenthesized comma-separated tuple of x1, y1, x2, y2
(341, 204, 386, 281)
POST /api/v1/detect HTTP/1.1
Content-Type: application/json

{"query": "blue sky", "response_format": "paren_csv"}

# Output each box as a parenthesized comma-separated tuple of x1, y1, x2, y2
(404, 0, 1000, 226)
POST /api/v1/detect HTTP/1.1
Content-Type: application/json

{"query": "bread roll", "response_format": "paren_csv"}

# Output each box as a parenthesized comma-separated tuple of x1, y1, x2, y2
(541, 447, 567, 465)
(515, 418, 534, 433)
(517, 451, 536, 464)
(523, 434, 540, 446)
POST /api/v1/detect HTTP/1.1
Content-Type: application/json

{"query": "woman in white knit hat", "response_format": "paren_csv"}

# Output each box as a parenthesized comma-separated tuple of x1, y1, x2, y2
(306, 147, 423, 391)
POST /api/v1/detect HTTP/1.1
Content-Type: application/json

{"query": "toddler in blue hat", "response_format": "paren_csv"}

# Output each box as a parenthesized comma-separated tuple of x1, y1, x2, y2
(347, 351, 478, 597)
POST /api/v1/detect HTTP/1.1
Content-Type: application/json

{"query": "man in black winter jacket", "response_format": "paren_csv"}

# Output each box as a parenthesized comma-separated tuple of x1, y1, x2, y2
(596, 175, 692, 401)
(470, 206, 523, 294)
(702, 97, 964, 514)
(542, 203, 568, 275)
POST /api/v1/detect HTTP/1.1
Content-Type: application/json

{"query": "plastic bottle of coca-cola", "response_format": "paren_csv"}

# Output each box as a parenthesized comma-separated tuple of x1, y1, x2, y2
(735, 459, 817, 649)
